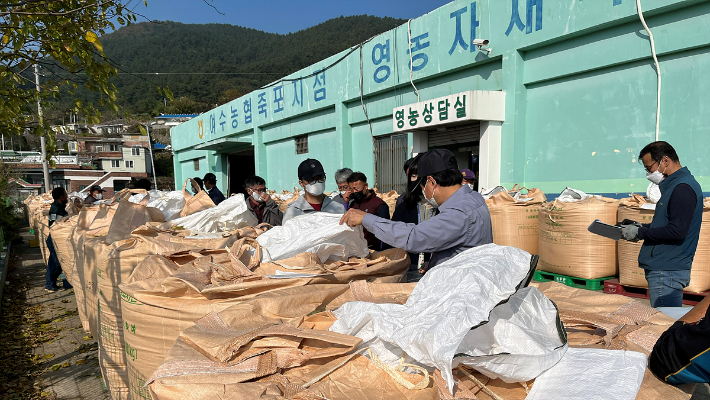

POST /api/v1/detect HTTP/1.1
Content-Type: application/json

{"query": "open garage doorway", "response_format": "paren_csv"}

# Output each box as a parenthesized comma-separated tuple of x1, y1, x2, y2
(227, 147, 255, 196)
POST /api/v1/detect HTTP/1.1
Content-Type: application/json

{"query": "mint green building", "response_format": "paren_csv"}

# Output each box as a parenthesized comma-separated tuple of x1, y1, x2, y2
(170, 0, 710, 197)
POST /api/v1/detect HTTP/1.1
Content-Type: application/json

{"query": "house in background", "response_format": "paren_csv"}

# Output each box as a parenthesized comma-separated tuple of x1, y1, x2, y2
(94, 119, 128, 135)
(9, 131, 153, 196)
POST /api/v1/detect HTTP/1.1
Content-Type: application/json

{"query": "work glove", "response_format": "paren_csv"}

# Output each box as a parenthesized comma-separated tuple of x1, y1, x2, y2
(620, 225, 640, 242)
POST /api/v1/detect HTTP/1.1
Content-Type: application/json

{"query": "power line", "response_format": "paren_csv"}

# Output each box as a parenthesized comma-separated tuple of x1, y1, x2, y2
(115, 72, 283, 75)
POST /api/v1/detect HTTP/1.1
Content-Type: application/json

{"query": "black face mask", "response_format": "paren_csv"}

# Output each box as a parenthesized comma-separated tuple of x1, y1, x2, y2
(350, 191, 365, 203)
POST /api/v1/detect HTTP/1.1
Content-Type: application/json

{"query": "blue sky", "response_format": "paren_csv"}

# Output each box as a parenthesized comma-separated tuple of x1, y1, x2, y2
(132, 0, 449, 34)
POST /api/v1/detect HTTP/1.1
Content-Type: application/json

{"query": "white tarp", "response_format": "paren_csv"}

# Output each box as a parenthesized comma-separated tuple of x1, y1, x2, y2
(453, 286, 567, 383)
(330, 244, 565, 393)
(129, 190, 185, 221)
(524, 348, 647, 400)
(256, 213, 369, 262)
(165, 193, 257, 233)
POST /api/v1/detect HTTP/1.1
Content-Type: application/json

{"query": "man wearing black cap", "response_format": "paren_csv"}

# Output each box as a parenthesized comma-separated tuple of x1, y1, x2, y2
(203, 173, 226, 206)
(283, 158, 345, 223)
(84, 185, 105, 204)
(340, 149, 493, 272)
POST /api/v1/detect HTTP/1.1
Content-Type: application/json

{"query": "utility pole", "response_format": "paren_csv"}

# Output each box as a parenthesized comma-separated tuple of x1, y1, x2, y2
(144, 123, 158, 190)
(34, 64, 51, 193)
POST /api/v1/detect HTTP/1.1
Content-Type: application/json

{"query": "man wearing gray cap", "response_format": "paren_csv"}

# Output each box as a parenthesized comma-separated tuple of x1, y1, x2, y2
(340, 149, 492, 273)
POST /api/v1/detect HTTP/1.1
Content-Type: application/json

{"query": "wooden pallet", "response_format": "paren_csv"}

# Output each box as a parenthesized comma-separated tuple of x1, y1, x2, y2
(533, 270, 612, 291)
(603, 279, 710, 306)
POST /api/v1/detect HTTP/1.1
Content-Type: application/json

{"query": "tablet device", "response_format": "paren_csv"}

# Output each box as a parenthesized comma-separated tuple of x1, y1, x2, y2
(587, 219, 622, 241)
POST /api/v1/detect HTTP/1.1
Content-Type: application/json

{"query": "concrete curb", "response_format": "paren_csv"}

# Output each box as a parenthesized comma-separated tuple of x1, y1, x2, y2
(0, 240, 11, 314)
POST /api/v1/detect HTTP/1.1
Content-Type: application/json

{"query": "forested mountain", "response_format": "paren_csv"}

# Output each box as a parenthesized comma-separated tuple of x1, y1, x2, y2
(78, 15, 405, 117)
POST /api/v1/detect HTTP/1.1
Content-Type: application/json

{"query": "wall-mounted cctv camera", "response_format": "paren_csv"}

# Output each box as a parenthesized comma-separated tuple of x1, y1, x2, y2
(471, 39, 492, 55)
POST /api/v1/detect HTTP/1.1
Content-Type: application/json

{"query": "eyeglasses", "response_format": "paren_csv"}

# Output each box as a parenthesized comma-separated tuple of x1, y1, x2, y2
(303, 176, 326, 184)
(250, 187, 267, 194)
(643, 160, 659, 173)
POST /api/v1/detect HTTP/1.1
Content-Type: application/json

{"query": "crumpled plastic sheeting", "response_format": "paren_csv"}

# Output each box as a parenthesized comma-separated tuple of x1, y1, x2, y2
(647, 182, 662, 204)
(256, 213, 369, 262)
(525, 348, 647, 400)
(481, 186, 508, 199)
(453, 286, 567, 383)
(329, 244, 536, 393)
(68, 191, 88, 200)
(557, 187, 601, 202)
(129, 190, 186, 220)
(167, 193, 257, 233)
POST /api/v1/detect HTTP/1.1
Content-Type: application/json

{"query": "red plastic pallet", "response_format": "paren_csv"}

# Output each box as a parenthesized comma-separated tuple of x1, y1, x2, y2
(603, 279, 710, 306)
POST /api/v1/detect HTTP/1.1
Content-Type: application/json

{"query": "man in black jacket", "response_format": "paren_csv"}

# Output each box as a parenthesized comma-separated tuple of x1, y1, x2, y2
(83, 185, 105, 204)
(46, 187, 72, 292)
(203, 173, 226, 205)
(649, 295, 710, 385)
(245, 175, 283, 226)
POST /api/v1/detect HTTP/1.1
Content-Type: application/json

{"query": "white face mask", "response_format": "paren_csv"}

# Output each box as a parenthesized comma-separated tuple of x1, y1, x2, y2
(95, 193, 103, 200)
(340, 190, 348, 196)
(423, 180, 439, 209)
(646, 163, 667, 185)
(305, 181, 325, 196)
(465, 183, 474, 191)
(251, 191, 263, 203)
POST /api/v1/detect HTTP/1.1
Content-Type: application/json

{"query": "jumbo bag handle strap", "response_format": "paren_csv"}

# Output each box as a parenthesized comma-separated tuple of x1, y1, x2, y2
(119, 189, 151, 206)
(110, 188, 131, 203)
(182, 178, 201, 201)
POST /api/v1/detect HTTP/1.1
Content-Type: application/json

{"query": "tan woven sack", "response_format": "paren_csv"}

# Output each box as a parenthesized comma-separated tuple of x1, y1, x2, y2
(97, 229, 245, 400)
(179, 178, 215, 218)
(75, 192, 134, 336)
(120, 268, 411, 400)
(618, 197, 710, 293)
(105, 193, 166, 245)
(50, 215, 80, 285)
(69, 205, 103, 333)
(538, 196, 619, 279)
(618, 195, 659, 288)
(37, 218, 51, 266)
(486, 186, 546, 255)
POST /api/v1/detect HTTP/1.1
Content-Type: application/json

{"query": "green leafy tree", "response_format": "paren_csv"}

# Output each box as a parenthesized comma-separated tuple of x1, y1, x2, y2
(0, 0, 172, 155)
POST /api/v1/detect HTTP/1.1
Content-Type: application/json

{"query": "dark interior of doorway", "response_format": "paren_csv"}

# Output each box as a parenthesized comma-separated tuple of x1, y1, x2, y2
(437, 142, 480, 191)
(227, 148, 255, 196)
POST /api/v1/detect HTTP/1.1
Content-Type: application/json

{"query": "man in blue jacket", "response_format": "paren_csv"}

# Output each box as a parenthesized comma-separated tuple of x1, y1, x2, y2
(621, 141, 703, 307)
(339, 149, 493, 272)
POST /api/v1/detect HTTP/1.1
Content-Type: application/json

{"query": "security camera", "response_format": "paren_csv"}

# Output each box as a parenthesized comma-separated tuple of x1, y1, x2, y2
(471, 39, 492, 55)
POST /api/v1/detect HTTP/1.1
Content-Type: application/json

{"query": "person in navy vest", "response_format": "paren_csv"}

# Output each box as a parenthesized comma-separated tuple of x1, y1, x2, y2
(620, 141, 703, 307)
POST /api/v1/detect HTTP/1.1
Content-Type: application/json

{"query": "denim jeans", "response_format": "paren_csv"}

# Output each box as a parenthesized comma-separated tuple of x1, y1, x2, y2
(45, 235, 71, 290)
(644, 269, 691, 308)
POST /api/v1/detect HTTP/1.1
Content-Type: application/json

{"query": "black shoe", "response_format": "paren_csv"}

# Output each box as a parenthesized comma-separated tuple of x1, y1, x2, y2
(62, 283, 73, 290)
(45, 287, 60, 293)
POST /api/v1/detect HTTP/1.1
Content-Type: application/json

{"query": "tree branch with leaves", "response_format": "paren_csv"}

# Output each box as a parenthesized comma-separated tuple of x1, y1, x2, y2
(0, 0, 172, 156)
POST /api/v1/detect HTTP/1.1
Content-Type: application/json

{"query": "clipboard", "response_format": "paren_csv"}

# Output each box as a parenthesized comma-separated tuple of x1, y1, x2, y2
(587, 219, 622, 241)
